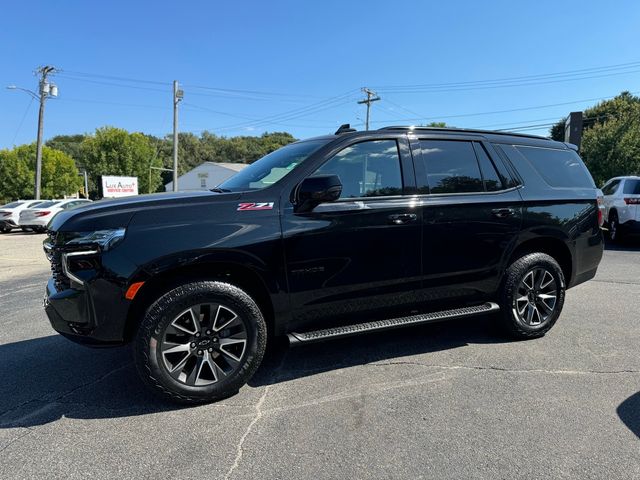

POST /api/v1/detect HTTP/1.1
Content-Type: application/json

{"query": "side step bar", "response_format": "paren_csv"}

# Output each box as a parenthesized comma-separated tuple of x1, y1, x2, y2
(287, 302, 500, 345)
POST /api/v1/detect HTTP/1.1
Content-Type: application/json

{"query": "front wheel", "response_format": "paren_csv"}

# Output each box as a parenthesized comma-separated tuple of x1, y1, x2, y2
(497, 253, 566, 339)
(134, 281, 267, 404)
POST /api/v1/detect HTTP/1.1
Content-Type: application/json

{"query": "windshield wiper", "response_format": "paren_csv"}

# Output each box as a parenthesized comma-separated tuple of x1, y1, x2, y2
(210, 187, 232, 193)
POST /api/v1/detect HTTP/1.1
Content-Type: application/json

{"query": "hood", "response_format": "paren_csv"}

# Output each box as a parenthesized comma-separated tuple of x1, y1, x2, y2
(49, 190, 241, 232)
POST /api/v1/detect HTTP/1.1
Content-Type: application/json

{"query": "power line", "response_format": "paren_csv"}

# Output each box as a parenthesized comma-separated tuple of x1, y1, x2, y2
(10, 97, 34, 145)
(373, 60, 640, 92)
(365, 91, 640, 125)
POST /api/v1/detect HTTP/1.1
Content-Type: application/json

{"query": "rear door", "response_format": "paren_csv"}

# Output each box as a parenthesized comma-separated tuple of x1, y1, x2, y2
(601, 178, 621, 223)
(281, 136, 422, 331)
(411, 136, 522, 305)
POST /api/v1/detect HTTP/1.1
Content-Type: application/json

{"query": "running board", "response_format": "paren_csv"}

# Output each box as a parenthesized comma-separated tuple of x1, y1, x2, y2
(287, 302, 500, 345)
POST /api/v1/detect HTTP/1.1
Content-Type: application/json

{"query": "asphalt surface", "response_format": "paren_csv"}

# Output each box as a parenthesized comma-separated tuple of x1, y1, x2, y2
(0, 231, 639, 479)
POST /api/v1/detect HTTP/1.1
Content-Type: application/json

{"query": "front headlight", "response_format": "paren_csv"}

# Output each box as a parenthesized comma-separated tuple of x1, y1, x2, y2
(60, 228, 126, 286)
(66, 228, 126, 251)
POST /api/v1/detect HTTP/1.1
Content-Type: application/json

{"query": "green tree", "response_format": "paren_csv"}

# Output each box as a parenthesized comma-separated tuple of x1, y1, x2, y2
(0, 144, 82, 201)
(81, 127, 162, 196)
(548, 92, 640, 185)
(46, 134, 87, 164)
(549, 118, 566, 141)
(0, 148, 32, 202)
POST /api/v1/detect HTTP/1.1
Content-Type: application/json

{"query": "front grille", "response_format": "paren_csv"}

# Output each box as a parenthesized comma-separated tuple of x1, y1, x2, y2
(44, 232, 71, 291)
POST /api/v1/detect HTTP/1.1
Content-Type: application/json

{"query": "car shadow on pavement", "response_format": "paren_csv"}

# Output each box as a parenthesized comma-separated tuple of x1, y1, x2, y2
(0, 335, 188, 429)
(0, 315, 508, 429)
(604, 238, 640, 251)
(617, 391, 640, 439)
(250, 314, 511, 387)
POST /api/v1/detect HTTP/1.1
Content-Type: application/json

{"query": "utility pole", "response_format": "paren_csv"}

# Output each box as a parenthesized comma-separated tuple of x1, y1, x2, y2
(34, 66, 58, 199)
(172, 80, 184, 192)
(357, 87, 380, 130)
(83, 171, 89, 199)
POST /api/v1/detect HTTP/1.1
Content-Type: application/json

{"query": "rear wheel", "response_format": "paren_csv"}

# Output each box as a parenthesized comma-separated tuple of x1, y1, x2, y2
(609, 211, 622, 243)
(497, 253, 565, 339)
(134, 281, 267, 404)
(0, 225, 11, 234)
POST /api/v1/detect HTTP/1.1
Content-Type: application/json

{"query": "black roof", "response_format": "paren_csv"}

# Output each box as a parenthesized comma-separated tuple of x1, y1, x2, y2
(377, 125, 548, 140)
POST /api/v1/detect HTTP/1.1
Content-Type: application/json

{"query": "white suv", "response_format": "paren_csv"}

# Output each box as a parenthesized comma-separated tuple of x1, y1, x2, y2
(601, 176, 640, 241)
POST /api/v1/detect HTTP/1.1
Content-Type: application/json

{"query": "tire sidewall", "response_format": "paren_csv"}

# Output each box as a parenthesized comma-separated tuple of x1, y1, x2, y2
(501, 253, 566, 336)
(135, 281, 266, 402)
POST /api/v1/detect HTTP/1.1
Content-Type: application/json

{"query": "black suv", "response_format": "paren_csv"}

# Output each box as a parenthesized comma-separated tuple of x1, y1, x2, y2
(44, 126, 604, 403)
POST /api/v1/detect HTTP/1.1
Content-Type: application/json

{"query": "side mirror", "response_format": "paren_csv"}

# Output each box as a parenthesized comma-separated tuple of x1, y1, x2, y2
(295, 174, 342, 213)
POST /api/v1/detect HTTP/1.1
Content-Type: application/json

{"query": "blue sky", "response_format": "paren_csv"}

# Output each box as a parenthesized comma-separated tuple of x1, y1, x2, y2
(1, 0, 640, 150)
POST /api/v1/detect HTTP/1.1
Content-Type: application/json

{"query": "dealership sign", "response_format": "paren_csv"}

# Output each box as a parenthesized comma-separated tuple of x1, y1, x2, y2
(101, 176, 139, 198)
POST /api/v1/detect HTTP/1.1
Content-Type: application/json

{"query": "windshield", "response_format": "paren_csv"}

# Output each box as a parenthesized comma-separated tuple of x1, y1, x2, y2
(218, 139, 329, 192)
(34, 201, 61, 208)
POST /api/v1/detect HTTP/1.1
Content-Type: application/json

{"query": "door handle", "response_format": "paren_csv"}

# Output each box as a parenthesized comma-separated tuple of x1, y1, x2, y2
(491, 208, 516, 218)
(388, 213, 417, 225)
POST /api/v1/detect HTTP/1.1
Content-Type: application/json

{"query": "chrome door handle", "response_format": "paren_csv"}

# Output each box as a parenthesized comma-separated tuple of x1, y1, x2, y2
(388, 213, 417, 225)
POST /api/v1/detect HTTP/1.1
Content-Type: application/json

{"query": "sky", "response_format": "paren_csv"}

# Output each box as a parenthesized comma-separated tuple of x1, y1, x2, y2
(1, 0, 640, 150)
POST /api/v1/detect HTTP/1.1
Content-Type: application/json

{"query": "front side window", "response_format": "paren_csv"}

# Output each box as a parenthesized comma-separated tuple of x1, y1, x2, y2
(313, 140, 403, 198)
(420, 140, 484, 194)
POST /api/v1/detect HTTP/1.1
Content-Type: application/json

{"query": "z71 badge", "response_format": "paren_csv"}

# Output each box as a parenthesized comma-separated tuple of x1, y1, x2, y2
(237, 202, 275, 211)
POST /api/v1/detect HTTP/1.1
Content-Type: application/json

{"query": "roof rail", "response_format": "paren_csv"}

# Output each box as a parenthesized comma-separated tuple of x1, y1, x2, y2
(335, 124, 357, 135)
(377, 125, 549, 140)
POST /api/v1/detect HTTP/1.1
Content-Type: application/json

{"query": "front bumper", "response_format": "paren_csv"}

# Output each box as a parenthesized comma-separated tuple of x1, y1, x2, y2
(44, 278, 129, 346)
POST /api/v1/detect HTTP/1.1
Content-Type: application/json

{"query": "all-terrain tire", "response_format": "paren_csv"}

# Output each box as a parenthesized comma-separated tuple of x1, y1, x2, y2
(134, 281, 267, 404)
(497, 252, 566, 339)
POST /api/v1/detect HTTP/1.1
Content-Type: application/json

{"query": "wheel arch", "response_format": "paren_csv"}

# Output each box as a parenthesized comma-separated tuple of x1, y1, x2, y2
(506, 236, 573, 286)
(123, 261, 276, 343)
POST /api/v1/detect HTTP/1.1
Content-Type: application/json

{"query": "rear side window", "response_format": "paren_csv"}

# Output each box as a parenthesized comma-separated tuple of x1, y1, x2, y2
(419, 140, 484, 194)
(473, 143, 503, 192)
(623, 179, 640, 195)
(602, 179, 621, 195)
(515, 146, 595, 188)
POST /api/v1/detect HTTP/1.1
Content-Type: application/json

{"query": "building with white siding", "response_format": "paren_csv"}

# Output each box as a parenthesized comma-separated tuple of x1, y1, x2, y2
(165, 162, 247, 192)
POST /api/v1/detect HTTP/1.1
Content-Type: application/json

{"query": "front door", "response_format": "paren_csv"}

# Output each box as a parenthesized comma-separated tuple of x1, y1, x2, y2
(282, 137, 422, 332)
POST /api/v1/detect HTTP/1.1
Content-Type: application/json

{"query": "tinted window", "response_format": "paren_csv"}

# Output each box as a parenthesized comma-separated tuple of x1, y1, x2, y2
(219, 139, 328, 192)
(1, 201, 24, 208)
(473, 143, 503, 191)
(623, 179, 640, 195)
(420, 140, 483, 194)
(314, 140, 403, 198)
(34, 201, 60, 208)
(515, 146, 595, 188)
(602, 179, 621, 195)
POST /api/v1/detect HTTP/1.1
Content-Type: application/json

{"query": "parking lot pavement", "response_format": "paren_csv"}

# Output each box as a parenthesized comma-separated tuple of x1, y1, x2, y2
(0, 231, 639, 479)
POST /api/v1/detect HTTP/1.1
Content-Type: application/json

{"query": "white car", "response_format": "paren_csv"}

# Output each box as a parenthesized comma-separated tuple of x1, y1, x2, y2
(0, 200, 47, 233)
(18, 199, 93, 233)
(601, 176, 640, 241)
